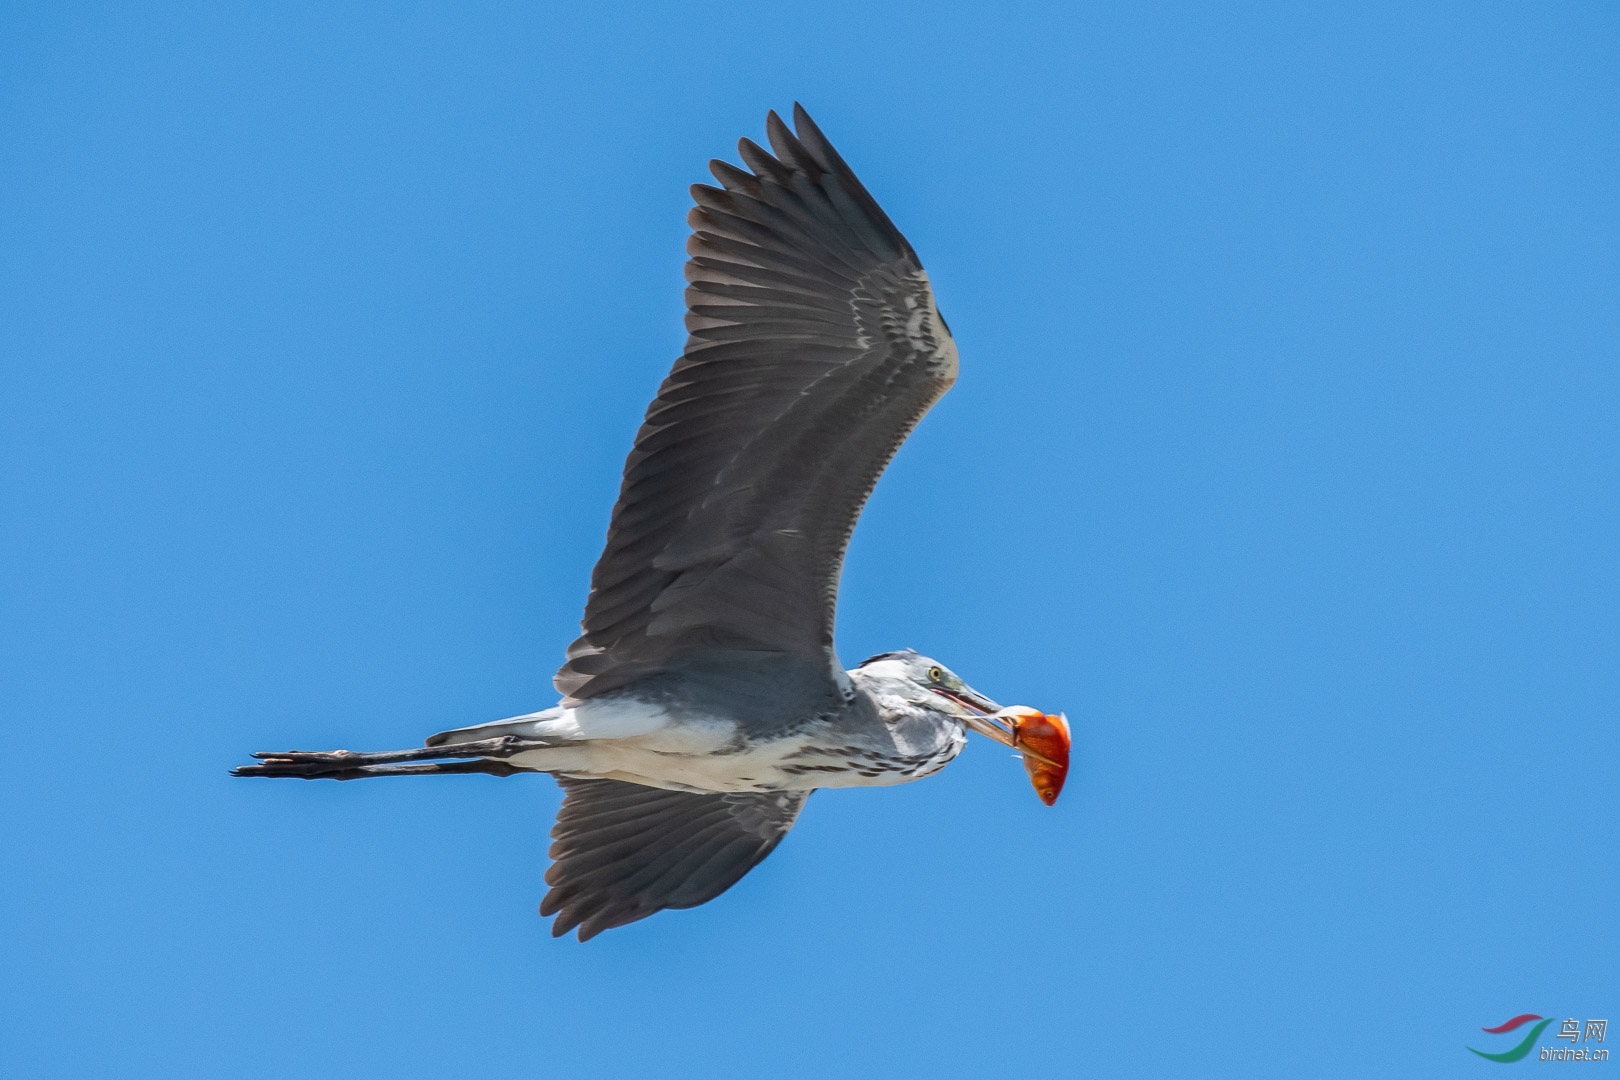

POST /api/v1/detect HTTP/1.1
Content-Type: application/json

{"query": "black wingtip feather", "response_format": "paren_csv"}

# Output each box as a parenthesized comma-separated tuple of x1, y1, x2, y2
(736, 136, 792, 186)
(764, 109, 823, 179)
(790, 102, 825, 163)
(786, 105, 916, 264)
(709, 158, 763, 198)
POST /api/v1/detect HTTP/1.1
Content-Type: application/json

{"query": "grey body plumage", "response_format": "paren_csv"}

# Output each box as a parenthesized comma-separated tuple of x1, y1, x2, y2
(236, 106, 1011, 940)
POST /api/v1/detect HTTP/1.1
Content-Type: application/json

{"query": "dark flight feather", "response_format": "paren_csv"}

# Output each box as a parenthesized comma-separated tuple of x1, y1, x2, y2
(556, 105, 956, 702)
(542, 777, 809, 941)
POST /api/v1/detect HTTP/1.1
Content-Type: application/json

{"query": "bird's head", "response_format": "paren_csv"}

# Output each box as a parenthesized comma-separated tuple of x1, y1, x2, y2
(852, 649, 1003, 731)
(852, 650, 1070, 805)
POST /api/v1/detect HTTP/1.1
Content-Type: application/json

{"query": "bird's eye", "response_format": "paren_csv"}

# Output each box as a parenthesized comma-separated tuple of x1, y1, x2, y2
(928, 666, 944, 683)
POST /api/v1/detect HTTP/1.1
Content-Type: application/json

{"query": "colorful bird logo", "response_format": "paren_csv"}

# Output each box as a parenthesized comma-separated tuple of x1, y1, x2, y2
(1468, 1014, 1555, 1063)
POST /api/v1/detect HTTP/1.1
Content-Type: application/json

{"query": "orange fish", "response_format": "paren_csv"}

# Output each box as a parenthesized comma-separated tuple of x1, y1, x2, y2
(997, 706, 1071, 805)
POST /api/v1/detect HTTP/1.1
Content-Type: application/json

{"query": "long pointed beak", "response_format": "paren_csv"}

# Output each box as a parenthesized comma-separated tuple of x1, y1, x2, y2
(931, 685, 998, 715)
(931, 686, 1019, 748)
(961, 711, 1020, 749)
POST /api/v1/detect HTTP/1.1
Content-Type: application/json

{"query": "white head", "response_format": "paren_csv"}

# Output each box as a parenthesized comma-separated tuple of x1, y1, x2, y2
(850, 649, 1006, 733)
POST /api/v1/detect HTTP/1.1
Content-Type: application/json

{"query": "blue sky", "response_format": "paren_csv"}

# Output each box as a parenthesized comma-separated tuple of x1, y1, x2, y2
(3, 2, 1615, 1076)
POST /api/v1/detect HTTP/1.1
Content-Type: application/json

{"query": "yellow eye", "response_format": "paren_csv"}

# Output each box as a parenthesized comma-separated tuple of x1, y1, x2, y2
(928, 666, 944, 683)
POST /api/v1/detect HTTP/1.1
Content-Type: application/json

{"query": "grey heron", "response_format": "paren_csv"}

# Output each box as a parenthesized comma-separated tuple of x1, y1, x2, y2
(235, 105, 1067, 940)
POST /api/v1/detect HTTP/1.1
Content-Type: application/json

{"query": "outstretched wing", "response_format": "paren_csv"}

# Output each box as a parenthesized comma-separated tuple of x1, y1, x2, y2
(542, 777, 810, 940)
(557, 104, 958, 701)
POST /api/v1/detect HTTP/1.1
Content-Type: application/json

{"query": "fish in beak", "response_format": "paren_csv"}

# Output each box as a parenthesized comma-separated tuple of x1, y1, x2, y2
(931, 686, 1071, 806)
(997, 706, 1070, 805)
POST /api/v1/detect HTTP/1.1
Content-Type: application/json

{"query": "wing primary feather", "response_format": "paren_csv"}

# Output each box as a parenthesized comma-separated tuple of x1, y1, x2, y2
(764, 110, 821, 179)
(693, 181, 875, 270)
(707, 158, 765, 200)
(542, 779, 809, 940)
(689, 203, 861, 277)
(736, 136, 794, 186)
(792, 103, 916, 263)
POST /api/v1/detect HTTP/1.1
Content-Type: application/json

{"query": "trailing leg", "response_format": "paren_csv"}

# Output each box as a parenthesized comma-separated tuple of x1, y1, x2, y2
(234, 757, 529, 780)
(231, 735, 546, 780)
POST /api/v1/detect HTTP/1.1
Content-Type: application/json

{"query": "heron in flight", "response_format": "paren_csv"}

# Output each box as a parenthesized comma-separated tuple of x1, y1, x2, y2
(236, 105, 1066, 940)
